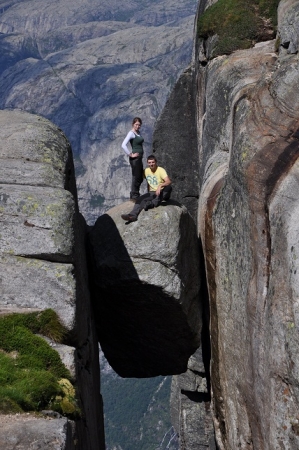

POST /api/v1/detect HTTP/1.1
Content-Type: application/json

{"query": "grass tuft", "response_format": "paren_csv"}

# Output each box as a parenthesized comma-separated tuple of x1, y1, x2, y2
(0, 310, 79, 416)
(198, 0, 280, 57)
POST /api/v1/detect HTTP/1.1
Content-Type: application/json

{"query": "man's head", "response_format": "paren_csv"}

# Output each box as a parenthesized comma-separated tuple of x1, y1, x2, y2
(147, 154, 157, 171)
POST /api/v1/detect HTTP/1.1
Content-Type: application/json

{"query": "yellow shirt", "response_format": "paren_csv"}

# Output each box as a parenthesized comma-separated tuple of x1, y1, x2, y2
(144, 167, 168, 192)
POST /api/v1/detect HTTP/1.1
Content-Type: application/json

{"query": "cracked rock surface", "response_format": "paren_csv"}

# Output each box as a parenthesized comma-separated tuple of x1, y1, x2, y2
(0, 109, 77, 329)
(0, 109, 105, 450)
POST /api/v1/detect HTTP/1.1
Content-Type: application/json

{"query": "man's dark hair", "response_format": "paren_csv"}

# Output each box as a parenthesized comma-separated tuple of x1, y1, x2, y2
(147, 154, 157, 162)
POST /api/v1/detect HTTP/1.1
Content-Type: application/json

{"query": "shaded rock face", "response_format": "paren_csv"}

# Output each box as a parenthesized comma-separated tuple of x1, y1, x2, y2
(0, 109, 105, 450)
(0, 415, 76, 450)
(153, 67, 199, 221)
(153, 0, 299, 448)
(170, 348, 215, 450)
(88, 201, 202, 377)
(0, 0, 197, 224)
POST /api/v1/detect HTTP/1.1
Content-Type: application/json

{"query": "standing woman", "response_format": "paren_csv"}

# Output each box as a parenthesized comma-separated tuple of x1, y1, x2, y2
(121, 117, 144, 201)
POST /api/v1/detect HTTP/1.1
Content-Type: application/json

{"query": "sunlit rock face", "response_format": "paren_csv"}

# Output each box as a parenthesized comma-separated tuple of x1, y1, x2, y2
(198, 3, 299, 449)
(0, 109, 77, 329)
(153, 0, 299, 448)
(88, 201, 202, 378)
(0, 109, 105, 450)
(197, 42, 299, 450)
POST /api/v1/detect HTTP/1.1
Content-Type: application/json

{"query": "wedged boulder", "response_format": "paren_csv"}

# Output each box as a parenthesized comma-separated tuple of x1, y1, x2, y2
(88, 201, 202, 377)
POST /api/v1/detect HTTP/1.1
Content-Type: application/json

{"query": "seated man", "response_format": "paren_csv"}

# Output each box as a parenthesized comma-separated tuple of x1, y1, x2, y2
(121, 154, 172, 223)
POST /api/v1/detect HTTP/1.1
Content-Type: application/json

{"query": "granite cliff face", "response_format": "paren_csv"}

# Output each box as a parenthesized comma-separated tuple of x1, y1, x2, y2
(0, 0, 197, 224)
(0, 109, 105, 449)
(153, 0, 299, 448)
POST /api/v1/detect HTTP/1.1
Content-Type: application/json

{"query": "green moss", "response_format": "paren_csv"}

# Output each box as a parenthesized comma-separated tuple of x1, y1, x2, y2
(258, 0, 280, 26)
(0, 396, 23, 414)
(0, 309, 67, 342)
(0, 310, 79, 416)
(52, 378, 79, 415)
(197, 0, 279, 57)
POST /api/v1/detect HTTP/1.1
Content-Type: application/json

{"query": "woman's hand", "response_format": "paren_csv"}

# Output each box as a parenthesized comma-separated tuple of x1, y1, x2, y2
(130, 152, 139, 157)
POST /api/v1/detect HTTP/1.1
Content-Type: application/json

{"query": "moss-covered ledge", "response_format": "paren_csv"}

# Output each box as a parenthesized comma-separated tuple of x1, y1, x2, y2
(0, 309, 79, 417)
(197, 0, 280, 57)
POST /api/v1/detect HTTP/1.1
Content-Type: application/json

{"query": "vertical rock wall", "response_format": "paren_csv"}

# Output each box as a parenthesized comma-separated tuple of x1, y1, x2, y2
(153, 0, 299, 448)
(153, 56, 215, 447)
(152, 66, 199, 222)
(195, 0, 299, 445)
(0, 109, 105, 449)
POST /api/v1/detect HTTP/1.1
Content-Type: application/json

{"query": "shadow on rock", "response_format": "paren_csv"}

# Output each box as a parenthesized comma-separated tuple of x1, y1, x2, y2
(88, 203, 202, 378)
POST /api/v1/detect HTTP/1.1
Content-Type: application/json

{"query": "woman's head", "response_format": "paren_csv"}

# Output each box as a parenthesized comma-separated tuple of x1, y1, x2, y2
(132, 117, 142, 133)
(132, 117, 142, 126)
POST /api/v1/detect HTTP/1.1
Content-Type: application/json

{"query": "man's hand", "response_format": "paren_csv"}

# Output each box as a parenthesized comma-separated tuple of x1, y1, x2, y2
(155, 185, 162, 196)
(155, 176, 171, 196)
(130, 152, 139, 157)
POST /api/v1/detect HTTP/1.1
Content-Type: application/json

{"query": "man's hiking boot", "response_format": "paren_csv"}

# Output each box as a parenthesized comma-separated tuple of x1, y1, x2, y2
(121, 214, 137, 222)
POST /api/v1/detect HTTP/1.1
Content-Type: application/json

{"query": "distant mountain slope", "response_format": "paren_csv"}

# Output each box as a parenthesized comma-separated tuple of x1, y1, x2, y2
(100, 351, 178, 450)
(0, 0, 197, 223)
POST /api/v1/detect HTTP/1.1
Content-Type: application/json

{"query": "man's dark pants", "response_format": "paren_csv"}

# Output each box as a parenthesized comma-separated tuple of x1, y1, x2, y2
(129, 185, 172, 218)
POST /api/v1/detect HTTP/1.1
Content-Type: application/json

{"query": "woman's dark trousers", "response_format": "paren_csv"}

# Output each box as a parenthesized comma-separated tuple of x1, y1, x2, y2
(129, 155, 143, 199)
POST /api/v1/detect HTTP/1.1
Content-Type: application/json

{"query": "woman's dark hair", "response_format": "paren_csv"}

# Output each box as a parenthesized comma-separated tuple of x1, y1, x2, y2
(147, 154, 157, 162)
(132, 117, 142, 125)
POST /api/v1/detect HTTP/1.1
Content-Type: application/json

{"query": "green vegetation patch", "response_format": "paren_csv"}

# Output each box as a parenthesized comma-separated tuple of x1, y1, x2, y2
(258, 0, 280, 24)
(198, 0, 279, 57)
(0, 309, 79, 416)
